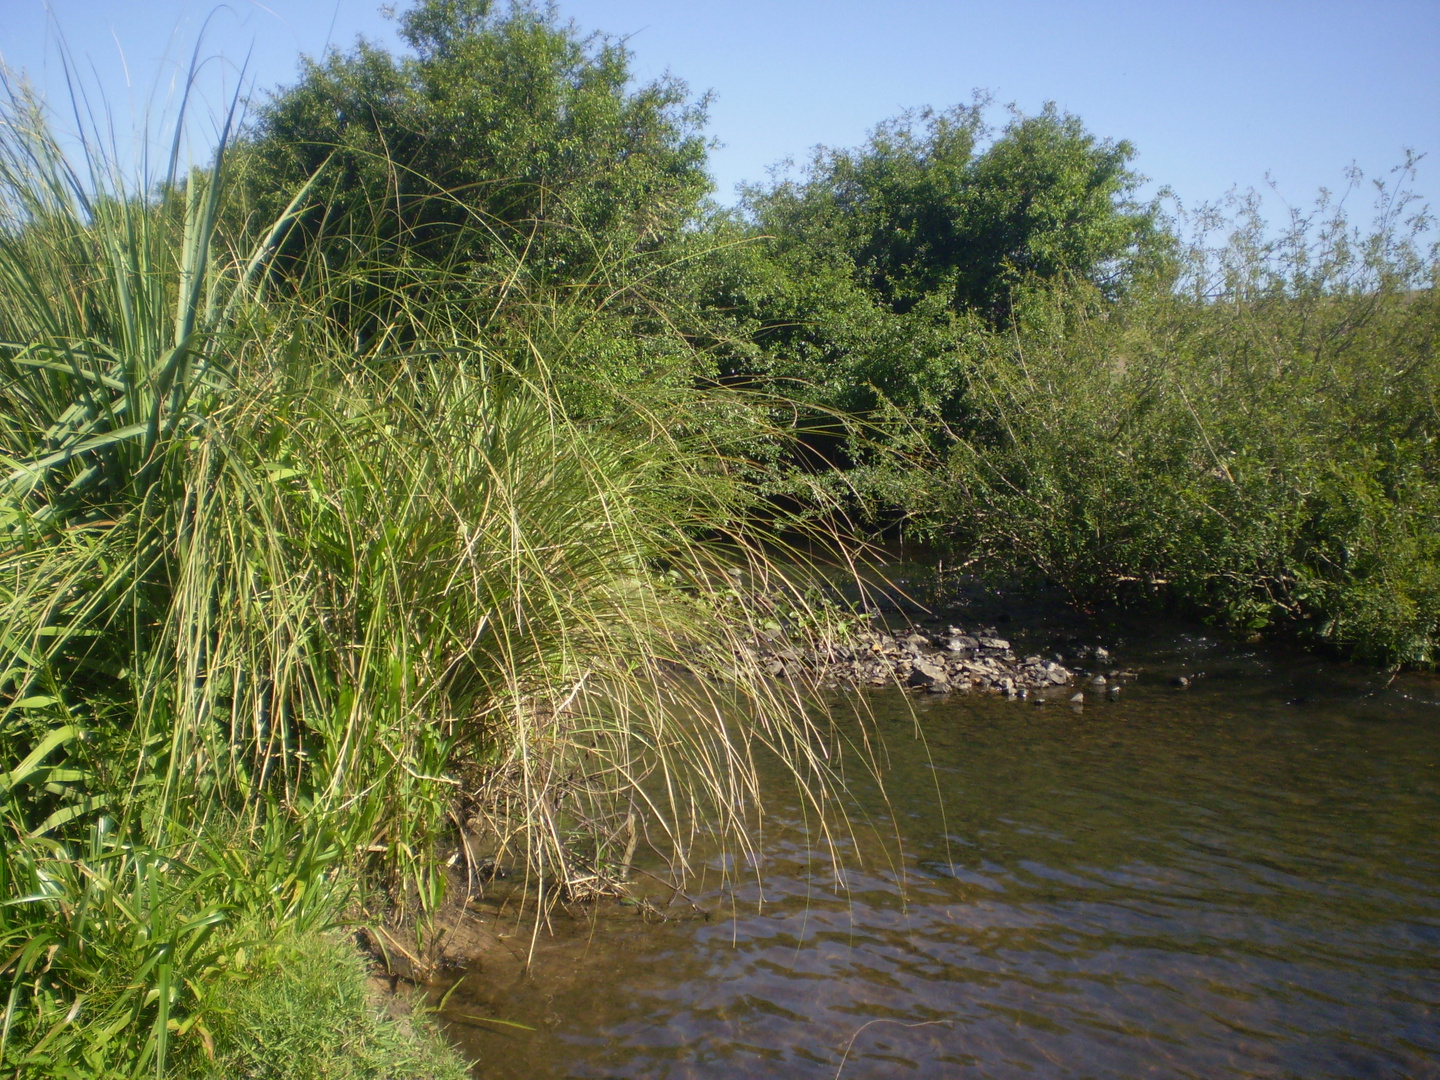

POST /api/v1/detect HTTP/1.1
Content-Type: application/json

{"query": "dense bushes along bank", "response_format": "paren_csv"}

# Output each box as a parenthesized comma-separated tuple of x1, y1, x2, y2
(0, 0, 1435, 1074)
(711, 111, 1437, 665)
(887, 184, 1440, 665)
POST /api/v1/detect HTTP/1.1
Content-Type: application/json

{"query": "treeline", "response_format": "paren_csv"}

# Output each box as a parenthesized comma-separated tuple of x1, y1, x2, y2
(237, 0, 1437, 664)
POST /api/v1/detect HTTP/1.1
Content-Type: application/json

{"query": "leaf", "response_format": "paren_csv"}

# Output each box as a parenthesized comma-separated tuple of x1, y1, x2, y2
(30, 796, 106, 838)
(1, 725, 78, 794)
(448, 1012, 537, 1032)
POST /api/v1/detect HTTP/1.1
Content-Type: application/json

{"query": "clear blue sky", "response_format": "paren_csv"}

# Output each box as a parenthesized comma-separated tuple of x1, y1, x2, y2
(3, 0, 1437, 220)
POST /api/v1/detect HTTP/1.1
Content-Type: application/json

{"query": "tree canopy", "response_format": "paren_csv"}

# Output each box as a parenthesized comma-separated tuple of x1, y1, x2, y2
(745, 102, 1163, 323)
(241, 0, 712, 293)
(694, 103, 1169, 432)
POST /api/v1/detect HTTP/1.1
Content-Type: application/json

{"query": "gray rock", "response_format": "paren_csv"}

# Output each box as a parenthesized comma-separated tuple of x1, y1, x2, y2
(906, 659, 950, 691)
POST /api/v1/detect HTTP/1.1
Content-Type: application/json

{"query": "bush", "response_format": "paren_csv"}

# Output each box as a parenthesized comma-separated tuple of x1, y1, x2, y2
(908, 168, 1440, 665)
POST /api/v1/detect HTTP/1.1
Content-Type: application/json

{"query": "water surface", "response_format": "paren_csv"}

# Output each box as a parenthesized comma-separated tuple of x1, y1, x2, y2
(442, 627, 1440, 1079)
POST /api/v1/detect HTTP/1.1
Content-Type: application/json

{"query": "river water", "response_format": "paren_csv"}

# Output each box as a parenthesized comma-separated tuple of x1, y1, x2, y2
(440, 618, 1440, 1079)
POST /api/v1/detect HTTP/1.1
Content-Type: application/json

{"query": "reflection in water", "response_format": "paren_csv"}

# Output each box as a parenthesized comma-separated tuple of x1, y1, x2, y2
(442, 630, 1440, 1079)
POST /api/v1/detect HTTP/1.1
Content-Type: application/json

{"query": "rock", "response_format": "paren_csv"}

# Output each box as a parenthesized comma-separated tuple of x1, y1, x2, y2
(1069, 692, 1085, 704)
(978, 637, 1010, 651)
(1171, 675, 1190, 689)
(1094, 646, 1111, 662)
(1090, 674, 1107, 687)
(947, 635, 979, 651)
(906, 659, 950, 691)
(1107, 684, 1122, 698)
(765, 659, 785, 677)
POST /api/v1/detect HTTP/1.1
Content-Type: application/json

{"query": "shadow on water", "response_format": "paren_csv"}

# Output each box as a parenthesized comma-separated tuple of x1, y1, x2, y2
(437, 589, 1440, 1079)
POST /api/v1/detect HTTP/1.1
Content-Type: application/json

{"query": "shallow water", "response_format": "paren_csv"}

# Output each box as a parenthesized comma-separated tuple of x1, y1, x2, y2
(441, 626, 1440, 1079)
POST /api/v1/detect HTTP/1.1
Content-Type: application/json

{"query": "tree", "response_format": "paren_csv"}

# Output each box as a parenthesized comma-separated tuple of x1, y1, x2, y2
(698, 102, 1168, 441)
(238, 0, 713, 309)
(745, 102, 1162, 325)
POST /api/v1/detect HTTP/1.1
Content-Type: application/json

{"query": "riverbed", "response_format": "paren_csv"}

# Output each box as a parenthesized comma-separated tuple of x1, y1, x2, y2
(439, 618, 1440, 1079)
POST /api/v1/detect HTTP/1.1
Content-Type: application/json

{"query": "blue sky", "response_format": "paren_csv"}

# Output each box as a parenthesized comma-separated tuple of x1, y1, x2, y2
(4, 0, 1437, 222)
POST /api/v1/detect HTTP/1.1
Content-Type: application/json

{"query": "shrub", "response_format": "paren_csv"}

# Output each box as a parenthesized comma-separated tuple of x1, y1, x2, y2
(911, 168, 1440, 665)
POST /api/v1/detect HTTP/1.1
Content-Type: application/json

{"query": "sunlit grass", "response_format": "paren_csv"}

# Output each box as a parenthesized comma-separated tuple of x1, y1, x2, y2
(0, 58, 869, 1075)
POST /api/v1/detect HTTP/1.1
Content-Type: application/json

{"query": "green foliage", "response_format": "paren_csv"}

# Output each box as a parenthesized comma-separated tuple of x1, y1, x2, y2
(0, 37, 857, 1076)
(702, 101, 1165, 437)
(748, 101, 1157, 320)
(192, 926, 469, 1080)
(0, 820, 350, 1079)
(0, 833, 227, 1078)
(239, 0, 712, 331)
(906, 169, 1440, 665)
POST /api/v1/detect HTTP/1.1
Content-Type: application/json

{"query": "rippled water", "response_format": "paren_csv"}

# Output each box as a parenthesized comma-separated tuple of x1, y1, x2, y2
(441, 627, 1440, 1079)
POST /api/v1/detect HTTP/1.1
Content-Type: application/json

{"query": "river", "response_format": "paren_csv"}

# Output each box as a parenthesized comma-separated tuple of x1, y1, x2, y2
(439, 609, 1440, 1079)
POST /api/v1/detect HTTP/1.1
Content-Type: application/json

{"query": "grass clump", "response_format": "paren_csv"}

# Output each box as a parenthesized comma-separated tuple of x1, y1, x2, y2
(0, 33, 860, 1077)
(191, 926, 467, 1080)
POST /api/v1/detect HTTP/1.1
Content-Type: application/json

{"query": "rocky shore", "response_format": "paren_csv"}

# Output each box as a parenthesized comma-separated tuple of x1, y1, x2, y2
(755, 622, 1135, 702)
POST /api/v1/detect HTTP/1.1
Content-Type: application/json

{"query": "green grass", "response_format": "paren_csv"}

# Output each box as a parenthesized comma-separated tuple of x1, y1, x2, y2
(188, 926, 469, 1080)
(0, 53, 862, 1078)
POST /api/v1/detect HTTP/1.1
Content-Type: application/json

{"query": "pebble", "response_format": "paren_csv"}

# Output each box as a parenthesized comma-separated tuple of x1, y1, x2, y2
(737, 608, 1140, 705)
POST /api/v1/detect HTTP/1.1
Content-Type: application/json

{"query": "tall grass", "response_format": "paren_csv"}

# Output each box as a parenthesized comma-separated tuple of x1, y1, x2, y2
(0, 66, 859, 1075)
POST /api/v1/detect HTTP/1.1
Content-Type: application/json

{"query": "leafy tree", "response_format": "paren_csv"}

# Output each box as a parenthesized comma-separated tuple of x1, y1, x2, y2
(747, 102, 1163, 323)
(698, 103, 1169, 451)
(238, 0, 713, 314)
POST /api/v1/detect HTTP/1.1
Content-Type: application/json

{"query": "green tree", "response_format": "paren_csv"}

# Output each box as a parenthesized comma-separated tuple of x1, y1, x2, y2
(748, 102, 1161, 322)
(703, 103, 1168, 442)
(239, 0, 713, 315)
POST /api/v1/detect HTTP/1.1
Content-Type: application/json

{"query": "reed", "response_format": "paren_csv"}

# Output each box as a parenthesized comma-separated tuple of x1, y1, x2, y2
(0, 59, 861, 1076)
